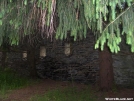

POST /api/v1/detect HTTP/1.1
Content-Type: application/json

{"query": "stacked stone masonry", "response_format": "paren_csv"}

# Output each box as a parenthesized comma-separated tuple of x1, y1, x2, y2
(0, 33, 134, 87)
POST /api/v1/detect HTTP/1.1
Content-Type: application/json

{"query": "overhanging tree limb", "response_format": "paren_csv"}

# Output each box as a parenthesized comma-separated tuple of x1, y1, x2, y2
(103, 3, 134, 33)
(95, 2, 134, 53)
(0, 0, 134, 53)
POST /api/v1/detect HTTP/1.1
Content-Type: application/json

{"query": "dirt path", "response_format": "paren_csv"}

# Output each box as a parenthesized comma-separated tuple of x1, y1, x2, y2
(2, 79, 134, 101)
(3, 79, 86, 101)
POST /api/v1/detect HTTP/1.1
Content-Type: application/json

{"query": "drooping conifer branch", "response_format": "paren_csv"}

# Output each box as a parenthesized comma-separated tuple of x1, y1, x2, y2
(0, 0, 134, 53)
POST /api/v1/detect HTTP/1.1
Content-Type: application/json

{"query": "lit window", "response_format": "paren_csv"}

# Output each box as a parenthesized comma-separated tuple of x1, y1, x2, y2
(40, 46, 46, 58)
(65, 43, 71, 56)
(22, 51, 27, 60)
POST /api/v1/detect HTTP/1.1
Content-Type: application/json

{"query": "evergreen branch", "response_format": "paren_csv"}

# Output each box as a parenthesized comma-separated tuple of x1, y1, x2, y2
(103, 3, 134, 33)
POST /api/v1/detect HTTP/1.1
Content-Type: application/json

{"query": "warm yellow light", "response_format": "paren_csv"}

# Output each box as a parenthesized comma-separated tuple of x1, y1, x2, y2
(40, 46, 46, 58)
(22, 51, 27, 59)
(65, 43, 71, 56)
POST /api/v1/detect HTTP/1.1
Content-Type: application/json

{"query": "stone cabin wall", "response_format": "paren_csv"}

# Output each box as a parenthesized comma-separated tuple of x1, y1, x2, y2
(0, 33, 134, 87)
(44, 33, 99, 83)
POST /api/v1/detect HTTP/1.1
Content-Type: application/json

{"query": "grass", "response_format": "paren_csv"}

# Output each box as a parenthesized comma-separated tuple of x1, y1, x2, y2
(0, 67, 35, 99)
(30, 86, 97, 101)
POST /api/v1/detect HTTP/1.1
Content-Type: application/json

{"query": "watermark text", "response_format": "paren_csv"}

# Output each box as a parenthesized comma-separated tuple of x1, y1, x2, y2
(105, 97, 133, 100)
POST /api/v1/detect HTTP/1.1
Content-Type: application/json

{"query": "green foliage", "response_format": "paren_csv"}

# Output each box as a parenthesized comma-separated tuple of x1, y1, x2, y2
(0, 0, 134, 53)
(95, 2, 134, 53)
(0, 68, 31, 94)
(0, 0, 55, 45)
(55, 0, 87, 41)
(30, 87, 96, 101)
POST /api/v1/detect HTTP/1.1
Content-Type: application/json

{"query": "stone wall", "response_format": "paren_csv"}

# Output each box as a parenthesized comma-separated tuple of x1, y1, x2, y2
(0, 34, 134, 87)
(37, 33, 99, 84)
(0, 33, 99, 84)
(112, 40, 134, 87)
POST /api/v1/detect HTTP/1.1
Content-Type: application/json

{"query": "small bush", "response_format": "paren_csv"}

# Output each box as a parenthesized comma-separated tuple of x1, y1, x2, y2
(0, 67, 31, 94)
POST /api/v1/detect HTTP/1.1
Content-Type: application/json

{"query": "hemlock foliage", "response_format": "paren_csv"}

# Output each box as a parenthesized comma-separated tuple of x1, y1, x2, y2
(0, 0, 134, 53)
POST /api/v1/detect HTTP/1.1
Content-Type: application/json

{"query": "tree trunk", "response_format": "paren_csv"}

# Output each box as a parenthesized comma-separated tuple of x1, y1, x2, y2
(27, 49, 38, 78)
(1, 51, 7, 68)
(99, 45, 114, 91)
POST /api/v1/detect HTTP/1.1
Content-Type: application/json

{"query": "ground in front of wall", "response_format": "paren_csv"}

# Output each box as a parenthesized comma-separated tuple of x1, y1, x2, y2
(2, 79, 134, 101)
